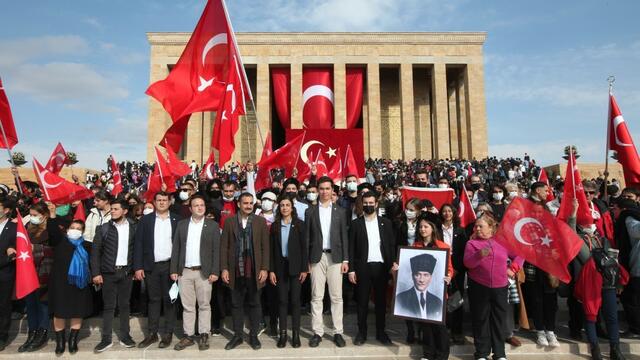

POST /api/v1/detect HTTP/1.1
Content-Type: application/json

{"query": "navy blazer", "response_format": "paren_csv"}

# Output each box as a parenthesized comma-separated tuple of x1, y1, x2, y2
(348, 215, 396, 274)
(133, 212, 180, 272)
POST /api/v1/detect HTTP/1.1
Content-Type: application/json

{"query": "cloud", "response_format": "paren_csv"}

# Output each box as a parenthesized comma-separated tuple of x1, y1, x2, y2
(0, 35, 89, 67)
(82, 17, 104, 30)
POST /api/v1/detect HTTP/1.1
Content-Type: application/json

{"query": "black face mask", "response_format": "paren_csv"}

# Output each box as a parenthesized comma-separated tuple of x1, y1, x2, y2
(286, 191, 297, 198)
(298, 190, 306, 199)
(416, 181, 427, 188)
(471, 183, 481, 191)
(363, 205, 376, 215)
(209, 190, 222, 199)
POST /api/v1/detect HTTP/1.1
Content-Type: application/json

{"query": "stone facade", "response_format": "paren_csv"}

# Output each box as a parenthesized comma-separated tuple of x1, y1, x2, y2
(147, 32, 488, 164)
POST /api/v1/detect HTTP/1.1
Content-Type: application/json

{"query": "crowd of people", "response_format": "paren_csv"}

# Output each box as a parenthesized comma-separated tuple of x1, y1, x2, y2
(0, 154, 637, 360)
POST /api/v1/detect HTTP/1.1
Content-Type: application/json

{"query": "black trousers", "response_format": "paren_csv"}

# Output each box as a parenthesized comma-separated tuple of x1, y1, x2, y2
(527, 279, 557, 332)
(448, 270, 466, 336)
(101, 268, 133, 341)
(622, 277, 640, 333)
(355, 262, 388, 336)
(211, 280, 229, 330)
(231, 277, 261, 336)
(262, 281, 278, 327)
(422, 322, 450, 360)
(468, 279, 508, 360)
(0, 278, 14, 341)
(276, 264, 302, 332)
(567, 286, 584, 334)
(145, 261, 176, 336)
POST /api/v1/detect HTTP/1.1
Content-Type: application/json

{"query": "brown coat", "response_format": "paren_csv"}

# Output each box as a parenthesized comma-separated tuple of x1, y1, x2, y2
(220, 214, 270, 290)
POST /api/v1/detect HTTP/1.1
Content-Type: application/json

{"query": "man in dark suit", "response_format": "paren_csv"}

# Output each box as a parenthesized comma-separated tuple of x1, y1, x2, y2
(396, 253, 443, 321)
(91, 198, 137, 353)
(0, 198, 17, 351)
(133, 192, 180, 349)
(348, 191, 395, 345)
(170, 195, 220, 351)
(306, 176, 349, 348)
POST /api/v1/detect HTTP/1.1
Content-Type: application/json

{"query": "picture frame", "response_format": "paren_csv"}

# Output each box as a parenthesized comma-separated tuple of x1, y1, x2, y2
(392, 246, 449, 324)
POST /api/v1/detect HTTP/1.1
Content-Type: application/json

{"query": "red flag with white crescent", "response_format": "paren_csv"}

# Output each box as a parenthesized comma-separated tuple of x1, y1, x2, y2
(45, 142, 67, 175)
(400, 186, 455, 211)
(458, 184, 477, 228)
(15, 213, 39, 299)
(557, 152, 592, 226)
(109, 155, 123, 196)
(200, 151, 217, 180)
(259, 132, 273, 164)
(537, 168, 555, 202)
(33, 158, 93, 205)
(255, 132, 305, 191)
(327, 147, 343, 181)
(303, 67, 334, 129)
(608, 92, 640, 187)
(164, 143, 192, 177)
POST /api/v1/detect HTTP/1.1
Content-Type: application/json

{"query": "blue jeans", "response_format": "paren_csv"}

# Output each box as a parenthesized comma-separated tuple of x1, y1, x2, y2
(585, 288, 619, 346)
(25, 291, 49, 330)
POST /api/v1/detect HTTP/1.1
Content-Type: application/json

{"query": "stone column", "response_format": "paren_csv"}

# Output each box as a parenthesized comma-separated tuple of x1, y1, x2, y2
(333, 63, 346, 129)
(291, 63, 303, 129)
(456, 72, 469, 159)
(448, 83, 459, 159)
(186, 113, 204, 163)
(431, 63, 450, 159)
(202, 111, 213, 164)
(464, 63, 488, 158)
(367, 63, 382, 158)
(256, 62, 271, 160)
(400, 63, 416, 159)
(413, 69, 432, 159)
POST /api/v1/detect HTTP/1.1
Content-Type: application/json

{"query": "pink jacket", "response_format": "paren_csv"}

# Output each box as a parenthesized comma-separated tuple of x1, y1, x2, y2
(464, 237, 523, 288)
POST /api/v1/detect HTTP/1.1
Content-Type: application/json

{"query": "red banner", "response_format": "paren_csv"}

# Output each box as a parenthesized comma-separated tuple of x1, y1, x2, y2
(400, 186, 455, 211)
(286, 129, 364, 179)
(271, 67, 291, 129)
(303, 67, 334, 129)
(346, 67, 364, 129)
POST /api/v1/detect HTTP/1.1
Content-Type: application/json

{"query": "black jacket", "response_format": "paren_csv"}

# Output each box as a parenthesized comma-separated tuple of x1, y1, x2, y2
(448, 225, 469, 273)
(305, 203, 349, 264)
(0, 220, 17, 282)
(91, 219, 136, 277)
(395, 287, 443, 320)
(270, 217, 308, 277)
(348, 215, 396, 273)
(133, 212, 180, 272)
(170, 217, 221, 277)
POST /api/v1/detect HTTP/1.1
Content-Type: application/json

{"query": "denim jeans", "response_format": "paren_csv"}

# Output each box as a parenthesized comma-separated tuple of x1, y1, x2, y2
(585, 288, 619, 345)
(25, 291, 49, 330)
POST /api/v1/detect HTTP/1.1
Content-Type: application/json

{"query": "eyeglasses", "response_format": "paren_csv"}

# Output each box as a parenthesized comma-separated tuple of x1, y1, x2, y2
(585, 191, 596, 195)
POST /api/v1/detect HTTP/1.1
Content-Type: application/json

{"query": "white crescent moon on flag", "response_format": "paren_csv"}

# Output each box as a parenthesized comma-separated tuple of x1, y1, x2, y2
(226, 83, 236, 112)
(613, 115, 632, 147)
(40, 170, 63, 189)
(513, 217, 542, 246)
(17, 232, 29, 246)
(459, 201, 465, 217)
(205, 163, 215, 180)
(54, 153, 65, 166)
(202, 33, 227, 66)
(300, 140, 325, 164)
(302, 85, 334, 108)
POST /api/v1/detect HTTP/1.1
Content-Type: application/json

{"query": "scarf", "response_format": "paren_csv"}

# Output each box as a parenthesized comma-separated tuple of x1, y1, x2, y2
(67, 237, 90, 289)
(235, 214, 254, 278)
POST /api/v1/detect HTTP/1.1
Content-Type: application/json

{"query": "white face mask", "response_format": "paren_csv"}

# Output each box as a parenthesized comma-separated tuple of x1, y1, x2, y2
(405, 209, 417, 220)
(493, 193, 504, 201)
(179, 191, 190, 201)
(386, 193, 396, 202)
(261, 200, 273, 211)
(307, 193, 318, 202)
(346, 182, 357, 192)
(143, 208, 154, 215)
(30, 216, 43, 225)
(223, 195, 234, 202)
(509, 191, 518, 199)
(168, 281, 179, 303)
(67, 229, 83, 240)
(106, 183, 115, 192)
(438, 184, 448, 189)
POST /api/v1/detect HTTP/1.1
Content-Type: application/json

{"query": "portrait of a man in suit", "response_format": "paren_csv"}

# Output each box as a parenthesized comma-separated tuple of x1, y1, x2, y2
(394, 253, 443, 322)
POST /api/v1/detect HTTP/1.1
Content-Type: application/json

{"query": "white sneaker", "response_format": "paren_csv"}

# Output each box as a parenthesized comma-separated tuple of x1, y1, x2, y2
(546, 331, 560, 347)
(536, 331, 549, 346)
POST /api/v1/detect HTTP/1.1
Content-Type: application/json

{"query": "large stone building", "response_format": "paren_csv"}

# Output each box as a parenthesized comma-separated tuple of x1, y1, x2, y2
(147, 32, 488, 164)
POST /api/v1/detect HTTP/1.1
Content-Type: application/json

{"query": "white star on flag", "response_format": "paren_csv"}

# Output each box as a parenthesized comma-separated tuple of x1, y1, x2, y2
(18, 251, 30, 261)
(540, 235, 553, 247)
(325, 147, 337, 158)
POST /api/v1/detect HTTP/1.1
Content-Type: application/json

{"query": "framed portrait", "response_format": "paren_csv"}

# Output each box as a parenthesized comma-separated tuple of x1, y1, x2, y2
(392, 246, 449, 324)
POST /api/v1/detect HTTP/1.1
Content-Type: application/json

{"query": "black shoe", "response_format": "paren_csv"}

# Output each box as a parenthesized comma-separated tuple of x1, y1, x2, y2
(225, 335, 243, 350)
(159, 334, 172, 348)
(0, 339, 7, 352)
(68, 329, 80, 354)
(269, 322, 278, 337)
(54, 330, 66, 355)
(334, 334, 346, 347)
(138, 333, 158, 348)
(611, 343, 626, 360)
(451, 333, 465, 345)
(27, 329, 48, 352)
(277, 331, 287, 348)
(197, 334, 209, 351)
(94, 339, 113, 353)
(354, 333, 366, 346)
(291, 330, 301, 348)
(376, 332, 392, 346)
(590, 343, 603, 360)
(119, 336, 136, 348)
(18, 330, 37, 352)
(249, 335, 261, 350)
(174, 336, 195, 351)
(309, 334, 322, 347)
(210, 328, 222, 337)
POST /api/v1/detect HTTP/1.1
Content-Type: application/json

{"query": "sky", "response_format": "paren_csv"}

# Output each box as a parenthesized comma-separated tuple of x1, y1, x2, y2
(0, 0, 639, 169)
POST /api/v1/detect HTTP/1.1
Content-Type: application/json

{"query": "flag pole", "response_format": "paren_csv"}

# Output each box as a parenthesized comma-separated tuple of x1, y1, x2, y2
(153, 146, 166, 187)
(604, 75, 615, 200)
(220, 0, 265, 151)
(570, 146, 576, 199)
(0, 111, 22, 194)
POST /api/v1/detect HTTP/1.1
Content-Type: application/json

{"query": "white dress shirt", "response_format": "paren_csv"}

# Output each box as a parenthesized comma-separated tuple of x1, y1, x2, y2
(114, 219, 129, 266)
(153, 213, 173, 262)
(414, 287, 428, 319)
(185, 217, 204, 267)
(0, 218, 8, 237)
(442, 224, 453, 248)
(319, 202, 332, 250)
(364, 216, 383, 263)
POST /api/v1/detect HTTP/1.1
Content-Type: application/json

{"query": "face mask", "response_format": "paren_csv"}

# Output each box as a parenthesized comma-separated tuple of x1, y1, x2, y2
(405, 209, 417, 220)
(509, 191, 518, 199)
(386, 193, 396, 202)
(67, 229, 83, 240)
(56, 204, 71, 217)
(179, 191, 190, 201)
(209, 190, 221, 199)
(416, 181, 427, 188)
(298, 190, 306, 199)
(346, 182, 357, 192)
(29, 216, 43, 225)
(106, 183, 115, 192)
(363, 205, 376, 215)
(438, 184, 448, 189)
(286, 191, 297, 198)
(168, 281, 179, 303)
(493, 193, 504, 201)
(223, 195, 234, 202)
(471, 183, 481, 191)
(261, 200, 273, 211)
(306, 193, 318, 202)
(143, 208, 154, 215)
(407, 225, 416, 239)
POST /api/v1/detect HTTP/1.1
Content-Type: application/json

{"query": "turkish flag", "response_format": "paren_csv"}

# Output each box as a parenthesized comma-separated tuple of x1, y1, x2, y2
(286, 129, 365, 179)
(303, 67, 334, 129)
(15, 213, 39, 299)
(400, 186, 455, 211)
(73, 201, 87, 222)
(153, 147, 177, 190)
(328, 147, 343, 181)
(609, 93, 640, 187)
(346, 67, 364, 129)
(0, 77, 18, 149)
(314, 151, 329, 177)
(259, 132, 273, 163)
(343, 144, 360, 178)
(163, 143, 192, 177)
(537, 168, 555, 202)
(212, 51, 247, 166)
(200, 151, 217, 180)
(45, 142, 67, 175)
(458, 184, 477, 228)
(557, 152, 592, 226)
(496, 197, 584, 283)
(109, 155, 123, 196)
(32, 158, 93, 205)
(255, 132, 305, 191)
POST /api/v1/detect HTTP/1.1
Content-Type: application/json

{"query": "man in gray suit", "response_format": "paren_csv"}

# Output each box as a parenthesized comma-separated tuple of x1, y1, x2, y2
(170, 195, 220, 351)
(306, 176, 349, 348)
